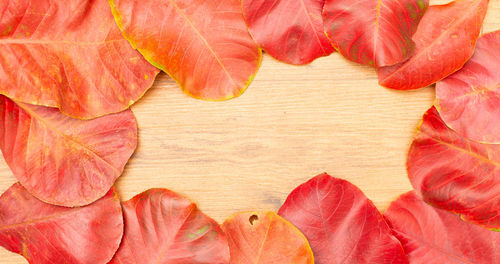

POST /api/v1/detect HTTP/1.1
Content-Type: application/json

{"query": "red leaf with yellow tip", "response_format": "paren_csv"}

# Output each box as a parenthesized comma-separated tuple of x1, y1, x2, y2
(384, 191, 500, 263)
(109, 0, 261, 100)
(278, 173, 408, 264)
(407, 106, 500, 229)
(221, 211, 313, 264)
(109, 189, 229, 264)
(241, 0, 334, 65)
(378, 0, 488, 90)
(436, 30, 500, 143)
(0, 0, 159, 119)
(323, 0, 428, 67)
(0, 183, 123, 264)
(0, 95, 137, 207)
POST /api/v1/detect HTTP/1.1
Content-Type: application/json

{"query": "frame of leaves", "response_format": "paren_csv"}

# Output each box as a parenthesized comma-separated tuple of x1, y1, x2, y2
(0, 0, 499, 263)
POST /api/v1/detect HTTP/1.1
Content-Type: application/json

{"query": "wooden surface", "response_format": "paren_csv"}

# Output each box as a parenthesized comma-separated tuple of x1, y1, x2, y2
(1, 1, 499, 262)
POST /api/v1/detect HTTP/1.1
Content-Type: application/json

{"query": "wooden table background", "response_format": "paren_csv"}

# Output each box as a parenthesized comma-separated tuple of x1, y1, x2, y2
(1, 1, 499, 262)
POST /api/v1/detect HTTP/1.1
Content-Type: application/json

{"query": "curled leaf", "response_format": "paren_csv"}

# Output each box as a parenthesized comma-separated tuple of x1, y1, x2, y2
(279, 173, 408, 264)
(323, 0, 428, 67)
(109, 0, 261, 100)
(0, 95, 137, 207)
(241, 0, 334, 65)
(436, 30, 500, 143)
(407, 107, 500, 229)
(384, 191, 500, 263)
(109, 188, 229, 264)
(221, 211, 313, 264)
(0, 0, 159, 119)
(0, 183, 123, 264)
(378, 0, 488, 90)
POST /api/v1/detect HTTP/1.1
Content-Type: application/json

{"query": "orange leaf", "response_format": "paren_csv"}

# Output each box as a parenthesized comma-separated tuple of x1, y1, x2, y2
(109, 0, 262, 100)
(221, 211, 314, 264)
(0, 95, 137, 207)
(0, 0, 159, 119)
(378, 0, 488, 90)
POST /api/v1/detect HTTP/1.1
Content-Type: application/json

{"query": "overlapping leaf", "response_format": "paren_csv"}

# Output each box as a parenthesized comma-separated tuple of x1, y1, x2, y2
(323, 0, 428, 67)
(109, 0, 261, 100)
(241, 0, 333, 65)
(221, 211, 313, 264)
(378, 0, 488, 90)
(407, 106, 500, 229)
(0, 0, 159, 119)
(385, 191, 500, 263)
(109, 188, 229, 264)
(279, 173, 408, 264)
(0, 95, 137, 207)
(436, 30, 500, 143)
(0, 183, 123, 264)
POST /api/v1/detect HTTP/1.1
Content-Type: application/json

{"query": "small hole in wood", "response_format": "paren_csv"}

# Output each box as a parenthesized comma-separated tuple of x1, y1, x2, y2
(249, 215, 259, 225)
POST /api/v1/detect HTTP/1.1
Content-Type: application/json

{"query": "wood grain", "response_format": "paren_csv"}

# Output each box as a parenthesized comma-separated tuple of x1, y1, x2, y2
(1, 1, 499, 262)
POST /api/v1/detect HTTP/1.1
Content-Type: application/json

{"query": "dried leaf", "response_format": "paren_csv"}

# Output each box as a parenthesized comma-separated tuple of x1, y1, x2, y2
(436, 30, 500, 143)
(241, 0, 334, 65)
(384, 191, 500, 263)
(0, 0, 159, 119)
(0, 183, 123, 264)
(109, 0, 261, 100)
(109, 188, 229, 264)
(0, 95, 137, 207)
(407, 106, 500, 229)
(378, 0, 488, 90)
(279, 173, 408, 264)
(323, 0, 428, 67)
(221, 211, 314, 264)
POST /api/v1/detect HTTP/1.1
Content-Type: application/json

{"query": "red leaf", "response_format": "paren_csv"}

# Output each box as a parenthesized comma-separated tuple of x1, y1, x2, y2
(0, 183, 123, 264)
(278, 173, 408, 264)
(407, 106, 500, 229)
(0, 0, 159, 119)
(0, 95, 137, 207)
(384, 191, 500, 263)
(436, 30, 500, 143)
(378, 0, 488, 90)
(109, 188, 229, 264)
(109, 0, 261, 100)
(241, 0, 334, 65)
(323, 0, 428, 67)
(221, 211, 314, 264)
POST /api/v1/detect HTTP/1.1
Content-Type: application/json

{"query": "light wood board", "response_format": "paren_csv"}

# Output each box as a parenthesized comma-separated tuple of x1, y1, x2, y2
(1, 1, 499, 262)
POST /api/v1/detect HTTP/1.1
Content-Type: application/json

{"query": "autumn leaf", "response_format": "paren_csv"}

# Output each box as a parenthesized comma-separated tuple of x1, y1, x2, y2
(0, 0, 159, 119)
(108, 0, 261, 100)
(407, 106, 500, 229)
(241, 0, 334, 65)
(109, 188, 229, 264)
(436, 30, 500, 143)
(323, 0, 428, 67)
(221, 211, 314, 264)
(378, 0, 488, 90)
(384, 191, 500, 263)
(0, 95, 137, 207)
(279, 173, 408, 264)
(0, 183, 123, 264)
